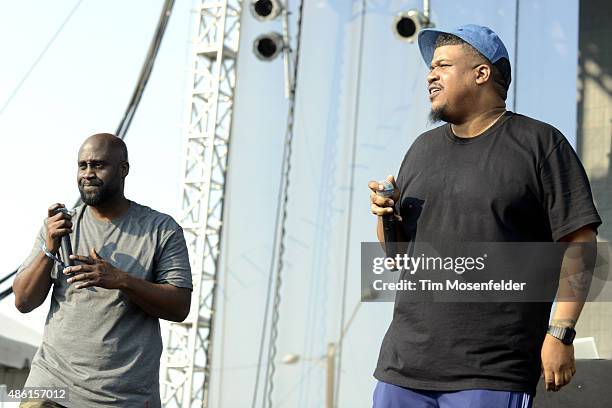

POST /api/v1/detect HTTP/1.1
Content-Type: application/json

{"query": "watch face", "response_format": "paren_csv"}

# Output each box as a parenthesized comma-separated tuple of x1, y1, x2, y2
(564, 328, 576, 345)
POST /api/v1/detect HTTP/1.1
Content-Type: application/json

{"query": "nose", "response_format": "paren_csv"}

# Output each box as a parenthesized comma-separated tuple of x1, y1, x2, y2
(80, 164, 96, 179)
(427, 68, 438, 85)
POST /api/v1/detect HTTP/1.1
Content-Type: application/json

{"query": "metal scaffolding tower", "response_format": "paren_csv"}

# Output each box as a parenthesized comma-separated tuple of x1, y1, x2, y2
(160, 0, 242, 406)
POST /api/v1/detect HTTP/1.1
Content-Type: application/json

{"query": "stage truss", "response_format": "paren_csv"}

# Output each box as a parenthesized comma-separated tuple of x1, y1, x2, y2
(160, 0, 242, 406)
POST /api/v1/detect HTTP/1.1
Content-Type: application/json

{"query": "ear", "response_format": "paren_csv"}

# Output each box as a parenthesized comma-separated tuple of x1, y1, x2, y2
(474, 63, 491, 85)
(120, 161, 130, 178)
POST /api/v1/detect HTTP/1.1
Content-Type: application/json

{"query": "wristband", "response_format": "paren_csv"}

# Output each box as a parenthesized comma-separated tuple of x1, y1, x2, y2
(41, 242, 67, 268)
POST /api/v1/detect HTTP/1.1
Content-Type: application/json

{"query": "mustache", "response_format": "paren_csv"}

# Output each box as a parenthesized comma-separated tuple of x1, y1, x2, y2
(80, 180, 103, 187)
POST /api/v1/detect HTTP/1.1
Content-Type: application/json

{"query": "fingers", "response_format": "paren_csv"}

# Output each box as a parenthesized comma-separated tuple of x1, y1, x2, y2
(49, 217, 73, 230)
(370, 191, 394, 208)
(66, 272, 97, 289)
(545, 368, 574, 392)
(563, 370, 573, 386)
(368, 178, 396, 194)
(49, 212, 72, 222)
(386, 174, 398, 189)
(47, 203, 65, 218)
(368, 180, 380, 193)
(44, 205, 73, 252)
(371, 203, 394, 217)
(370, 189, 396, 217)
(91, 248, 102, 260)
(47, 219, 73, 251)
(369, 178, 401, 217)
(68, 254, 95, 265)
(63, 264, 94, 275)
(544, 369, 556, 391)
(74, 280, 95, 289)
(47, 204, 73, 236)
(554, 370, 564, 390)
(49, 228, 73, 240)
(66, 272, 94, 283)
(48, 204, 72, 220)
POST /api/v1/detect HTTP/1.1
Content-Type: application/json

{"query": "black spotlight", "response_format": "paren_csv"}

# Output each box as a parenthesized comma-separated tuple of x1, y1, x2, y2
(393, 10, 431, 43)
(250, 0, 282, 21)
(253, 32, 284, 61)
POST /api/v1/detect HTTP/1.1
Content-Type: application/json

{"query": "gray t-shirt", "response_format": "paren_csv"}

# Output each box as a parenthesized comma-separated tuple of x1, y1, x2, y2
(18, 201, 192, 408)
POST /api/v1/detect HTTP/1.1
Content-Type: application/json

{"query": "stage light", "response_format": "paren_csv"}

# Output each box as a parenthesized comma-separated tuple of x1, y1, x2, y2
(250, 0, 282, 21)
(253, 32, 284, 61)
(392, 9, 432, 43)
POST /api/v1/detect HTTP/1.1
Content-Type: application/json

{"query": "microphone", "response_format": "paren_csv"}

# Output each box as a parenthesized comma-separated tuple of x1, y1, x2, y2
(376, 180, 398, 259)
(56, 208, 74, 267)
(61, 235, 74, 267)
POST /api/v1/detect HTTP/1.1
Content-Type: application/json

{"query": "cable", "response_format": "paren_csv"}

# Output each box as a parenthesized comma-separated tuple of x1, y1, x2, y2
(264, 0, 306, 403)
(0, 286, 14, 301)
(115, 0, 175, 138)
(0, 271, 18, 301)
(0, 270, 17, 286)
(334, 0, 367, 406)
(251, 1, 302, 408)
(0, 0, 84, 118)
(249, 1, 306, 407)
(1, 0, 176, 302)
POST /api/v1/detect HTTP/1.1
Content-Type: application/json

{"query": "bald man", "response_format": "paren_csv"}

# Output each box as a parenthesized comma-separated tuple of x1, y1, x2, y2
(13, 133, 192, 408)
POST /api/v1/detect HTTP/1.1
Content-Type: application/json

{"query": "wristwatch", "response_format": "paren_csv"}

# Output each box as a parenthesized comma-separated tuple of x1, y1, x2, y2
(547, 325, 576, 345)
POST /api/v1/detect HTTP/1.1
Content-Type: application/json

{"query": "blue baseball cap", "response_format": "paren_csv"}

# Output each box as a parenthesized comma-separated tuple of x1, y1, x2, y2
(417, 24, 511, 89)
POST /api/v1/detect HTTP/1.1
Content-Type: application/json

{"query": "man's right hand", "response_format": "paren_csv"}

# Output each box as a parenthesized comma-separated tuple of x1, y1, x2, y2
(46, 203, 73, 253)
(368, 175, 401, 220)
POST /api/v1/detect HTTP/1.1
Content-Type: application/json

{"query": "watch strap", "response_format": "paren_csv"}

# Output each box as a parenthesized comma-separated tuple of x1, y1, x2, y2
(547, 325, 576, 345)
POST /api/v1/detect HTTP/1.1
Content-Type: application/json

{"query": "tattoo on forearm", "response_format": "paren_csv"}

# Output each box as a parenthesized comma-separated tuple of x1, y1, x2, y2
(568, 271, 592, 293)
(550, 318, 577, 328)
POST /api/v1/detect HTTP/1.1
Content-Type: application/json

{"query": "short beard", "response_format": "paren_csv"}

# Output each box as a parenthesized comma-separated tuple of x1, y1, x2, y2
(428, 105, 450, 124)
(79, 188, 106, 206)
(79, 182, 117, 206)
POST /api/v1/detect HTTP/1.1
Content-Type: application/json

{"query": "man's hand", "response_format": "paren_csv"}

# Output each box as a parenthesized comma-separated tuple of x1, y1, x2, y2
(368, 175, 401, 221)
(63, 248, 126, 290)
(46, 203, 73, 253)
(541, 333, 576, 391)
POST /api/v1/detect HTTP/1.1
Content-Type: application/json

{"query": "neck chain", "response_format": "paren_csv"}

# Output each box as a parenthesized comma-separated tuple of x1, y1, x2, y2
(452, 110, 506, 138)
(481, 110, 506, 133)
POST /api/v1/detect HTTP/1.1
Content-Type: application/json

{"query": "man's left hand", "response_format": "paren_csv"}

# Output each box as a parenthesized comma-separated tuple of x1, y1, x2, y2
(541, 333, 576, 392)
(63, 248, 126, 290)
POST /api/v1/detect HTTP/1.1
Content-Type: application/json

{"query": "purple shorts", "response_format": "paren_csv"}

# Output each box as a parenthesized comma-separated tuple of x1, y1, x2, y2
(373, 381, 533, 408)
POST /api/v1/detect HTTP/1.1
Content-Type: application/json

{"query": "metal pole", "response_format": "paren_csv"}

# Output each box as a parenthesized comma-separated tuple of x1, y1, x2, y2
(282, 1, 292, 98)
(326, 343, 336, 408)
(423, 0, 430, 22)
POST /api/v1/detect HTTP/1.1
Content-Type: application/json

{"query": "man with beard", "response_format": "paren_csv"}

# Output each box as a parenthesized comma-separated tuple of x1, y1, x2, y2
(13, 133, 192, 408)
(368, 25, 601, 407)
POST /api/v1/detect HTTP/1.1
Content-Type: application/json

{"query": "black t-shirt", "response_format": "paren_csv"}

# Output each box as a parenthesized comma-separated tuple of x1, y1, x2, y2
(373, 111, 602, 394)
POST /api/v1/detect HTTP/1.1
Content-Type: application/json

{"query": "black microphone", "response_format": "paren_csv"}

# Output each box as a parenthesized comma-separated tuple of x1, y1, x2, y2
(376, 180, 398, 259)
(56, 208, 74, 266)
